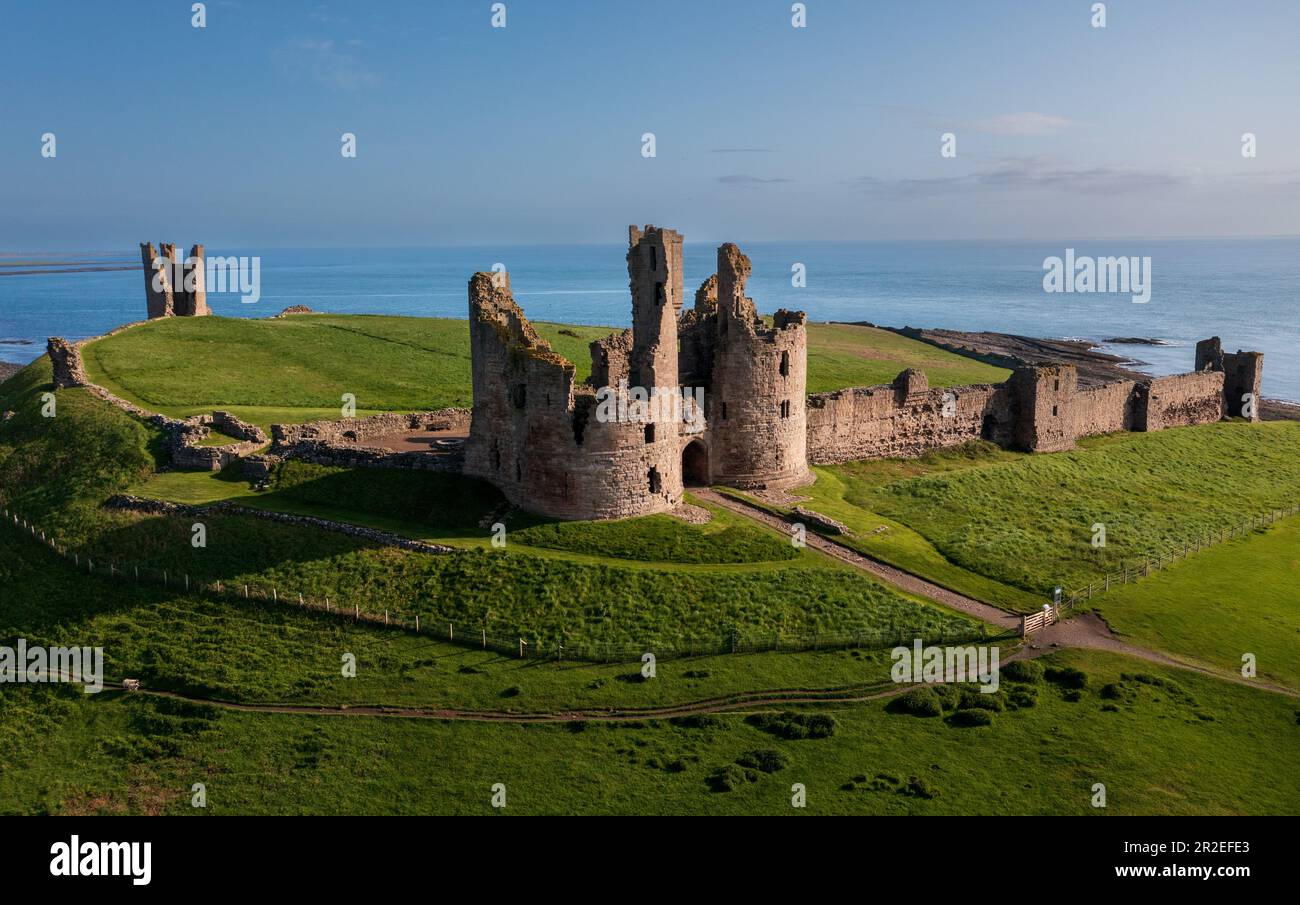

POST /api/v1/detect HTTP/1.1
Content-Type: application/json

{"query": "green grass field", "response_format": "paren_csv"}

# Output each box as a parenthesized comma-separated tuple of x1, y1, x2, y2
(723, 444, 1043, 612)
(1, 645, 1295, 815)
(79, 315, 1009, 431)
(803, 322, 1009, 392)
(1094, 516, 1300, 690)
(817, 423, 1300, 599)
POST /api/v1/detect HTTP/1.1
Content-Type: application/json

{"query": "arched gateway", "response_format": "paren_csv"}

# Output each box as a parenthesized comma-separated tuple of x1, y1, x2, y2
(682, 439, 709, 487)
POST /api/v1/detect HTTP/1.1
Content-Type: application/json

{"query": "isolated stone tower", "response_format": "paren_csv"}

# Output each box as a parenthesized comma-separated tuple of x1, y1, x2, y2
(141, 242, 210, 319)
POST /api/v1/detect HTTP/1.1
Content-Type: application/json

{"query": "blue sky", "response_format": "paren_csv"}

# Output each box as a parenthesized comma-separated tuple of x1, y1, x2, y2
(2, 0, 1298, 248)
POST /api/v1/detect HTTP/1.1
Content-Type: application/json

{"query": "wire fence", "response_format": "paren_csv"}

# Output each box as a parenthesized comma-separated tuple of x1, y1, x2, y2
(2, 505, 1000, 664)
(1058, 502, 1300, 611)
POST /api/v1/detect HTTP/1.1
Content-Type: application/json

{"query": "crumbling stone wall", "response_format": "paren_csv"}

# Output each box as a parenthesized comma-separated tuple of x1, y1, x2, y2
(46, 337, 88, 388)
(169, 411, 268, 471)
(271, 409, 470, 451)
(806, 343, 1248, 465)
(1139, 371, 1226, 431)
(141, 242, 210, 319)
(807, 380, 1013, 463)
(1073, 380, 1140, 437)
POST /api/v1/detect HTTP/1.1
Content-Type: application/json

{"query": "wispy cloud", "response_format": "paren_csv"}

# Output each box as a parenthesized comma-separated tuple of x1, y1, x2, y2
(855, 156, 1186, 197)
(716, 174, 793, 188)
(857, 103, 1077, 135)
(959, 112, 1074, 135)
(272, 37, 380, 91)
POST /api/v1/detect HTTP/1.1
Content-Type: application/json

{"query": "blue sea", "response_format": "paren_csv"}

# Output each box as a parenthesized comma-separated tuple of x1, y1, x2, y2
(2, 238, 1297, 401)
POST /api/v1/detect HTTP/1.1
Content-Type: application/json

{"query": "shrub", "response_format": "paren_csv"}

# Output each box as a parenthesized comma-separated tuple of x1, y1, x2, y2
(735, 749, 790, 774)
(948, 709, 994, 727)
(888, 687, 943, 717)
(746, 711, 837, 740)
(1045, 666, 1089, 689)
(1002, 660, 1043, 683)
(1099, 683, 1130, 700)
(1007, 687, 1038, 710)
(708, 763, 756, 792)
(958, 689, 1004, 712)
(932, 684, 963, 711)
(669, 714, 727, 731)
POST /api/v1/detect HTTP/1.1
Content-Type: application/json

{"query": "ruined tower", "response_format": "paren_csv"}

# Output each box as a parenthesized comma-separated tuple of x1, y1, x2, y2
(1197, 336, 1263, 421)
(706, 243, 811, 489)
(626, 225, 682, 392)
(1010, 364, 1077, 452)
(463, 268, 684, 520)
(141, 243, 175, 319)
(175, 244, 210, 317)
(140, 242, 210, 319)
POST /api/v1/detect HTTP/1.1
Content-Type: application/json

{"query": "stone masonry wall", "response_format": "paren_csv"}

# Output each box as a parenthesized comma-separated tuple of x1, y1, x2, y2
(1140, 370, 1226, 431)
(271, 409, 470, 451)
(807, 379, 1013, 464)
(806, 349, 1239, 465)
(46, 337, 88, 389)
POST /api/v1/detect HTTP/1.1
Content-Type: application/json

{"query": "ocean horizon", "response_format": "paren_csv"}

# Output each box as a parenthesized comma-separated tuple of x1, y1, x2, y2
(2, 237, 1297, 401)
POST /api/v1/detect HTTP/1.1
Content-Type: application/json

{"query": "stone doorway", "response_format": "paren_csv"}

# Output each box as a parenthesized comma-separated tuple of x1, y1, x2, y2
(682, 440, 709, 486)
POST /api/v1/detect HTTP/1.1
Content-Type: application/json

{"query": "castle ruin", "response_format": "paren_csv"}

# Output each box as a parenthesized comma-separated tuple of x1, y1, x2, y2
(465, 225, 1264, 520)
(141, 242, 209, 319)
(464, 226, 810, 520)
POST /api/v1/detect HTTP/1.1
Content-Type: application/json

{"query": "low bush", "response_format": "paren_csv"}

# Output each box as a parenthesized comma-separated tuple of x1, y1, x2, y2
(948, 709, 994, 728)
(746, 711, 837, 740)
(1045, 666, 1089, 689)
(1001, 660, 1043, 683)
(735, 749, 790, 774)
(958, 688, 1004, 712)
(888, 687, 943, 717)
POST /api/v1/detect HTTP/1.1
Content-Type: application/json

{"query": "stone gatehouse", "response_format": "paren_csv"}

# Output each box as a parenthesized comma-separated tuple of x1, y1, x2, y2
(464, 226, 811, 520)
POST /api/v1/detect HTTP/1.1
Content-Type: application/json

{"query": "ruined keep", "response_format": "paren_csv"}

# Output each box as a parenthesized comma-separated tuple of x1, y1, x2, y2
(464, 226, 811, 520)
(141, 242, 209, 319)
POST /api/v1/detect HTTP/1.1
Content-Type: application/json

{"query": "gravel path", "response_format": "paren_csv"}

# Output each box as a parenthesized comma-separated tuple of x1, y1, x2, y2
(697, 489, 1298, 698)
